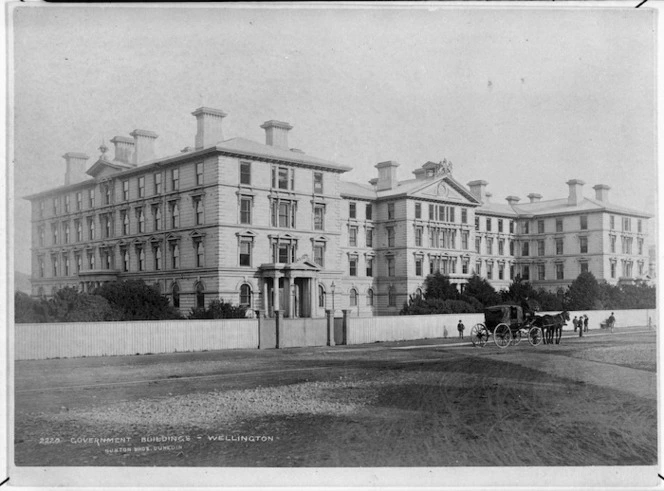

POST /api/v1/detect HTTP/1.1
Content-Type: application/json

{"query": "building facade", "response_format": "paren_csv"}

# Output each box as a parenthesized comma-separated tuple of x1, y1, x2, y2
(26, 107, 652, 316)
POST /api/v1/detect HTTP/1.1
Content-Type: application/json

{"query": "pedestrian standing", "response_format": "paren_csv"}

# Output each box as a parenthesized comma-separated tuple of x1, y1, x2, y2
(573, 316, 578, 332)
(578, 316, 583, 337)
(584, 315, 589, 333)
(608, 312, 616, 333)
(443, 325, 449, 339)
(457, 320, 465, 339)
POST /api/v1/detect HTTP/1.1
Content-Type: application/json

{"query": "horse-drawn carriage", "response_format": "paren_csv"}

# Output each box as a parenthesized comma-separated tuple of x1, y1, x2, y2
(471, 305, 570, 348)
(471, 305, 543, 348)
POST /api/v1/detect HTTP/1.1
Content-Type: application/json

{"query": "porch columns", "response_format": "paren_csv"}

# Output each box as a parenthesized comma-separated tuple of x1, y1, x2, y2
(273, 274, 281, 315)
(262, 280, 269, 314)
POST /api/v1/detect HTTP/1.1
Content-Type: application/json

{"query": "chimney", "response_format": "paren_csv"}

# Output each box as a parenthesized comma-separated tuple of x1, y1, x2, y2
(192, 107, 227, 149)
(110, 136, 135, 164)
(130, 129, 158, 165)
(527, 193, 542, 203)
(566, 179, 585, 206)
(485, 192, 492, 203)
(260, 120, 293, 148)
(375, 161, 400, 191)
(412, 168, 427, 180)
(369, 178, 378, 189)
(467, 180, 488, 203)
(506, 195, 521, 206)
(63, 152, 90, 185)
(593, 184, 610, 202)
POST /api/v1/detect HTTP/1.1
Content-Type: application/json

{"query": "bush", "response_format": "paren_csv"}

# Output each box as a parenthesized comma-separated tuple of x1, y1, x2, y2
(94, 280, 182, 320)
(187, 299, 248, 319)
(400, 295, 480, 315)
(14, 292, 51, 323)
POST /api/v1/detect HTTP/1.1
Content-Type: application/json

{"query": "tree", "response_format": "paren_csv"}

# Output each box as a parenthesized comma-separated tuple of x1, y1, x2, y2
(94, 280, 182, 320)
(464, 274, 501, 307)
(187, 298, 248, 319)
(14, 292, 51, 323)
(534, 288, 564, 311)
(400, 295, 480, 315)
(423, 273, 459, 300)
(48, 286, 121, 322)
(565, 272, 601, 310)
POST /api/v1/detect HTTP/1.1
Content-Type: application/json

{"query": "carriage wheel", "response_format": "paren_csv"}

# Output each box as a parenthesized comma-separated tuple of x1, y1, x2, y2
(512, 329, 523, 346)
(470, 323, 489, 347)
(528, 327, 543, 346)
(493, 323, 512, 349)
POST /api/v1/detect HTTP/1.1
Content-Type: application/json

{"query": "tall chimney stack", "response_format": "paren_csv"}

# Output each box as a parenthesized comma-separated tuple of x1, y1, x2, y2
(192, 107, 227, 149)
(260, 120, 292, 148)
(375, 161, 400, 191)
(63, 152, 89, 185)
(130, 129, 158, 165)
(506, 195, 521, 206)
(593, 184, 610, 202)
(566, 179, 585, 206)
(527, 193, 542, 203)
(110, 136, 135, 165)
(467, 180, 488, 203)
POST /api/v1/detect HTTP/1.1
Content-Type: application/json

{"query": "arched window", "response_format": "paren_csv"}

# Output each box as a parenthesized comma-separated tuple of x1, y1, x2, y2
(366, 288, 374, 306)
(240, 284, 252, 307)
(154, 245, 162, 270)
(318, 285, 326, 308)
(195, 282, 205, 309)
(349, 288, 358, 307)
(172, 283, 180, 308)
(415, 288, 423, 298)
(388, 286, 396, 307)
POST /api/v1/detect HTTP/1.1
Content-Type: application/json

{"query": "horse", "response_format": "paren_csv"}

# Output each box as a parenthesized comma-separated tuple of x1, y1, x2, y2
(536, 311, 570, 345)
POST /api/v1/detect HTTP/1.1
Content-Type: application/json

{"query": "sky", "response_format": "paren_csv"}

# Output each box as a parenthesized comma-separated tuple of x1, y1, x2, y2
(10, 4, 657, 275)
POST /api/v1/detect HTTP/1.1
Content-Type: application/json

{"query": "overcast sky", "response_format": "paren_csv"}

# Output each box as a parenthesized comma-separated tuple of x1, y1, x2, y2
(11, 4, 657, 275)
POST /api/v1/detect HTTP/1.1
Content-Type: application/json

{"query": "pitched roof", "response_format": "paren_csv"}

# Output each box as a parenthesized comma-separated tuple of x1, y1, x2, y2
(512, 197, 652, 218)
(339, 180, 376, 199)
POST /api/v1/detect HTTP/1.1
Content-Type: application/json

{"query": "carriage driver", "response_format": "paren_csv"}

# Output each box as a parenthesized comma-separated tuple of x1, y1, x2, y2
(521, 296, 536, 322)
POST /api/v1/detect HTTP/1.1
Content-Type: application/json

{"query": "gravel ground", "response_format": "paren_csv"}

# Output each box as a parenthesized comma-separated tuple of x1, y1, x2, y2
(572, 344, 656, 371)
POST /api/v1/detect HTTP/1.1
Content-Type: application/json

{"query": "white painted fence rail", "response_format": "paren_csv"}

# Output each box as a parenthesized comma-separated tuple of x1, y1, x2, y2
(15, 319, 258, 360)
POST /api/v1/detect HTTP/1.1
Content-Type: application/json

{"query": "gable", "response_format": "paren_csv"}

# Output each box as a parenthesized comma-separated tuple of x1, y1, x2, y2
(412, 177, 479, 205)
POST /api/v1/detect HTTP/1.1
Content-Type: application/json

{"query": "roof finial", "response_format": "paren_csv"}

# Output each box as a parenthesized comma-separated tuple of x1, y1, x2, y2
(98, 139, 108, 159)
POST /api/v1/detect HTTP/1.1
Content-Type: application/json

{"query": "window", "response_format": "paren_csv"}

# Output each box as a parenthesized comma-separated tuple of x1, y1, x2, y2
(522, 242, 529, 256)
(388, 286, 396, 307)
(313, 243, 325, 267)
(556, 263, 564, 280)
(313, 172, 323, 194)
(196, 240, 205, 267)
(51, 223, 59, 244)
(509, 220, 515, 233)
(579, 237, 588, 254)
(555, 238, 563, 255)
(415, 227, 423, 247)
(138, 177, 145, 198)
(387, 227, 395, 247)
(75, 253, 82, 273)
(580, 262, 589, 274)
(194, 198, 204, 225)
(611, 261, 616, 278)
(63, 223, 70, 244)
(271, 199, 296, 229)
(38, 257, 45, 277)
(486, 218, 492, 231)
(486, 261, 493, 279)
(63, 255, 70, 276)
(537, 240, 544, 256)
(638, 219, 643, 233)
(52, 198, 58, 215)
(475, 216, 480, 230)
(366, 257, 374, 277)
(387, 203, 395, 220)
(102, 248, 113, 270)
(196, 163, 204, 186)
(38, 225, 45, 246)
(137, 208, 145, 233)
(103, 214, 113, 238)
(350, 289, 358, 307)
(610, 215, 615, 229)
(88, 250, 95, 270)
(487, 238, 493, 255)
(349, 202, 356, 219)
(51, 255, 58, 277)
(498, 239, 504, 255)
(461, 231, 469, 250)
(240, 197, 252, 225)
(196, 283, 205, 309)
(623, 217, 632, 231)
(88, 189, 95, 208)
(499, 263, 505, 280)
(538, 220, 544, 234)
(522, 265, 530, 281)
(461, 208, 468, 224)
(154, 172, 162, 194)
(170, 202, 180, 229)
(171, 168, 179, 191)
(415, 203, 422, 219)
(638, 238, 644, 255)
(509, 240, 514, 255)
(349, 226, 358, 247)
(170, 243, 180, 269)
(555, 219, 563, 232)
(273, 240, 296, 263)
(349, 256, 357, 276)
(538, 264, 545, 280)
(523, 221, 530, 234)
(240, 284, 252, 307)
(498, 219, 503, 233)
(240, 162, 251, 185)
(313, 204, 324, 230)
(387, 257, 395, 276)
(415, 257, 423, 276)
(76, 192, 82, 211)
(239, 240, 252, 267)
(580, 215, 588, 230)
(475, 237, 481, 254)
(39, 200, 45, 218)
(64, 195, 70, 213)
(318, 285, 326, 308)
(172, 283, 180, 308)
(121, 210, 129, 235)
(123, 180, 130, 200)
(366, 288, 374, 306)
(272, 166, 293, 190)
(365, 204, 372, 220)
(153, 245, 162, 270)
(462, 259, 469, 274)
(610, 235, 616, 253)
(366, 228, 373, 247)
(122, 248, 130, 272)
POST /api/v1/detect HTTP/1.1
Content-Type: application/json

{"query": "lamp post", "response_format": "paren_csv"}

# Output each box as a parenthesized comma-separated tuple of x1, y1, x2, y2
(331, 281, 336, 315)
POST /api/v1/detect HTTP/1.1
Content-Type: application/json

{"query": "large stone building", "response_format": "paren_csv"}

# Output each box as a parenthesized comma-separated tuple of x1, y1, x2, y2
(25, 107, 652, 316)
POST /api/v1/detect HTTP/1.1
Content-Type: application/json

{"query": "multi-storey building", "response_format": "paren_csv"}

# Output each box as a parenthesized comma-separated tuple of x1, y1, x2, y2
(25, 107, 652, 316)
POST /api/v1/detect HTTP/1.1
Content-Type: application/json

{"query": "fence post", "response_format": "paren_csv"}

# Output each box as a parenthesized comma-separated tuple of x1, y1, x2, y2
(325, 309, 335, 346)
(274, 310, 283, 349)
(255, 309, 263, 349)
(342, 309, 351, 345)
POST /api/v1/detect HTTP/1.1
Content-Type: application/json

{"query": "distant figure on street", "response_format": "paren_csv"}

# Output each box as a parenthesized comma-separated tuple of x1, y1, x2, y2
(578, 316, 583, 338)
(457, 320, 465, 339)
(608, 312, 616, 333)
(572, 316, 578, 332)
(583, 315, 589, 333)
(443, 326, 449, 339)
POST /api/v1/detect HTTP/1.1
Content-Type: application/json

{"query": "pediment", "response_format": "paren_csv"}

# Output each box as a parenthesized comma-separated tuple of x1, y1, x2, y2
(412, 176, 479, 204)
